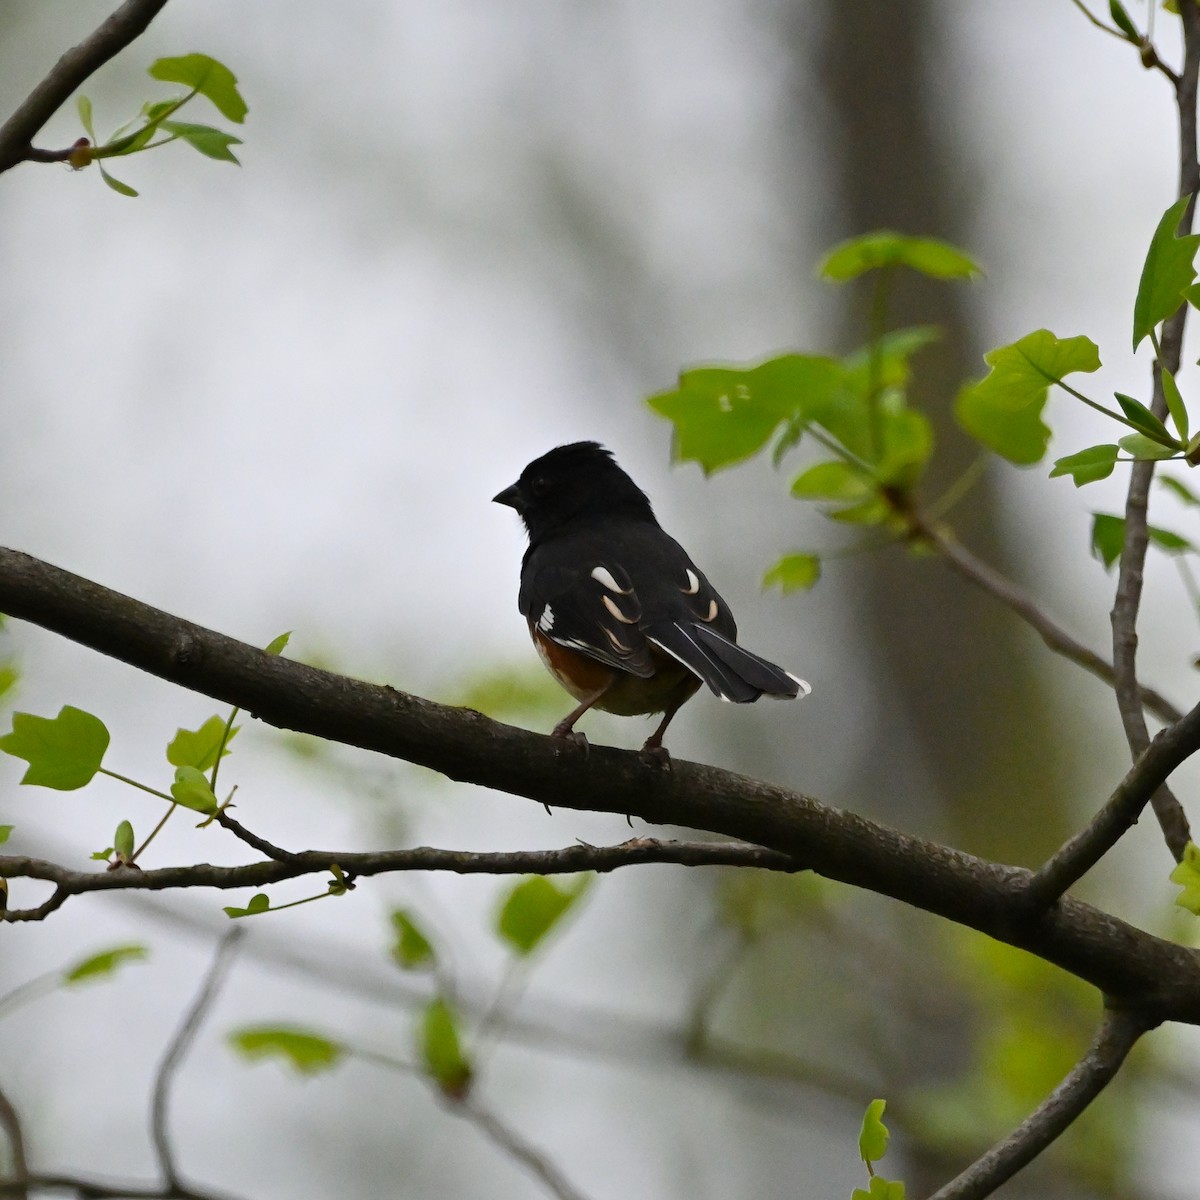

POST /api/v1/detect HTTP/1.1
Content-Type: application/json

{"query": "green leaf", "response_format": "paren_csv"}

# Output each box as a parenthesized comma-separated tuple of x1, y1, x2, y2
(231, 1026, 344, 1073)
(790, 461, 874, 503)
(64, 943, 148, 984)
(0, 706, 110, 789)
(1114, 392, 1177, 446)
(101, 123, 161, 158)
(167, 715, 239, 771)
(763, 553, 821, 593)
(170, 765, 219, 813)
(1118, 432, 1180, 460)
(648, 354, 842, 473)
(956, 330, 1101, 464)
(223, 892, 271, 919)
(852, 1178, 906, 1200)
(876, 405, 934, 486)
(390, 909, 437, 971)
(859, 1098, 890, 1164)
(1133, 195, 1200, 350)
(1161, 369, 1190, 443)
(828, 497, 892, 526)
(76, 95, 97, 141)
(1159, 474, 1200, 505)
(496, 875, 592, 956)
(90, 847, 114, 862)
(419, 997, 472, 1097)
(148, 54, 248, 123)
(1109, 0, 1141, 39)
(264, 631, 292, 656)
(818, 231, 982, 282)
(841, 326, 941, 390)
(1049, 444, 1119, 487)
(1090, 514, 1195, 570)
(113, 820, 135, 861)
(1149, 526, 1196, 553)
(1170, 842, 1200, 914)
(1091, 514, 1127, 570)
(160, 120, 242, 163)
(98, 164, 138, 197)
(0, 825, 12, 845)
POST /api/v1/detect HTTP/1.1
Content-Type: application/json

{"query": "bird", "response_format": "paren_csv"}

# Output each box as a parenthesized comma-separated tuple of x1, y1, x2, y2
(493, 441, 809, 754)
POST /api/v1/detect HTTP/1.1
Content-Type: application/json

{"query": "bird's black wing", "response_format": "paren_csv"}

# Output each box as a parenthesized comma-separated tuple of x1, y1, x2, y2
(520, 522, 808, 701)
(519, 541, 656, 678)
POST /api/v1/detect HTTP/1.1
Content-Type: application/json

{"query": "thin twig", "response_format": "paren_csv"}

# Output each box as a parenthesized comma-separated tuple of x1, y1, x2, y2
(1067, 0, 1180, 83)
(0, 1083, 29, 1200)
(0, 839, 802, 923)
(149, 932, 244, 1190)
(0, 0, 172, 174)
(927, 1006, 1151, 1200)
(915, 519, 1182, 723)
(0, 1174, 243, 1199)
(1028, 698, 1200, 906)
(457, 1098, 593, 1200)
(1109, 1, 1200, 863)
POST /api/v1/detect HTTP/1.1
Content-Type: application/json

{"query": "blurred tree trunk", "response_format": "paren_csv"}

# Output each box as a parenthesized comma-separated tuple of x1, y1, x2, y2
(800, 0, 1075, 861)
(794, 4, 1093, 1195)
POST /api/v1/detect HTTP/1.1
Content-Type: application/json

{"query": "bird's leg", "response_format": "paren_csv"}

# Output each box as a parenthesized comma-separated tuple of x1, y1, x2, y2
(551, 681, 614, 747)
(640, 696, 687, 763)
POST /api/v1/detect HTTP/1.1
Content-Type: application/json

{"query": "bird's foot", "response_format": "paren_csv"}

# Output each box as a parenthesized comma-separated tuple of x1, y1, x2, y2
(551, 726, 590, 757)
(638, 739, 672, 770)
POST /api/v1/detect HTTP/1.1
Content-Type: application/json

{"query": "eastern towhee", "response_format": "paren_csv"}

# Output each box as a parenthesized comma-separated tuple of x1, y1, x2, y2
(493, 442, 809, 752)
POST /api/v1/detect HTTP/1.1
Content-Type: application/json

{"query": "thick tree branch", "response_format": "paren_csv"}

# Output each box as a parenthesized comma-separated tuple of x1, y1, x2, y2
(928, 1006, 1150, 1200)
(0, 0, 172, 174)
(3, 548, 1200, 1022)
(918, 522, 1182, 724)
(1109, 1, 1200, 862)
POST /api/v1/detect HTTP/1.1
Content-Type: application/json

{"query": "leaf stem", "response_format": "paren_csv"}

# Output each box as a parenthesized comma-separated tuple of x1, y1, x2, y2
(97, 767, 172, 802)
(130, 802, 179, 863)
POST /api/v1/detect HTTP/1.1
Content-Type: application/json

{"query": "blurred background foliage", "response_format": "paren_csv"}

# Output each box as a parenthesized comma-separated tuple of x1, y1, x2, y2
(1, 1, 1198, 1198)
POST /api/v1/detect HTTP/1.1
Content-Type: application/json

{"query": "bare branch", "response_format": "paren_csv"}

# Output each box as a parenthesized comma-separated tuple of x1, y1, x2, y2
(0, 838, 800, 921)
(150, 932, 244, 1190)
(3, 549, 1200, 1021)
(456, 1099, 593, 1200)
(1109, 3, 1200, 863)
(0, 1083, 29, 1200)
(1028, 697, 1200, 906)
(928, 1006, 1150, 1200)
(0, 1173, 244, 1199)
(915, 520, 1181, 724)
(0, 0, 172, 174)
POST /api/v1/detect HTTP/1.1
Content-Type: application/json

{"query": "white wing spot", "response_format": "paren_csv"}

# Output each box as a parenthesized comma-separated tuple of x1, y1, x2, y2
(703, 599, 719, 622)
(537, 605, 555, 632)
(787, 672, 812, 697)
(591, 566, 627, 593)
(602, 595, 637, 624)
(682, 569, 700, 595)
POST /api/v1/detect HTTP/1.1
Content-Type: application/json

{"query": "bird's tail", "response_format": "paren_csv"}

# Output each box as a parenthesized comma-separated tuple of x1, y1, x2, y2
(647, 622, 810, 704)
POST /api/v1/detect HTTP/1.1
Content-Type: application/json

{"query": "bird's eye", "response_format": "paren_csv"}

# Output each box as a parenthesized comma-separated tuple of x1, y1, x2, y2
(530, 476, 550, 498)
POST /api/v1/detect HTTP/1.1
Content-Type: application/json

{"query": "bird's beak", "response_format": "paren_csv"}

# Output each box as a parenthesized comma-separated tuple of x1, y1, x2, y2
(492, 483, 522, 510)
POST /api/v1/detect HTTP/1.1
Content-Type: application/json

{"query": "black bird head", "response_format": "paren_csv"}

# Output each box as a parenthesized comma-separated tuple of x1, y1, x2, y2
(493, 442, 657, 542)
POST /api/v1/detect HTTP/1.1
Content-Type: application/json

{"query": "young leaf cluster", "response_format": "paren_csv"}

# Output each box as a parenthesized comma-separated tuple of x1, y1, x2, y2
(0, 633, 290, 871)
(649, 232, 979, 590)
(72, 53, 247, 196)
